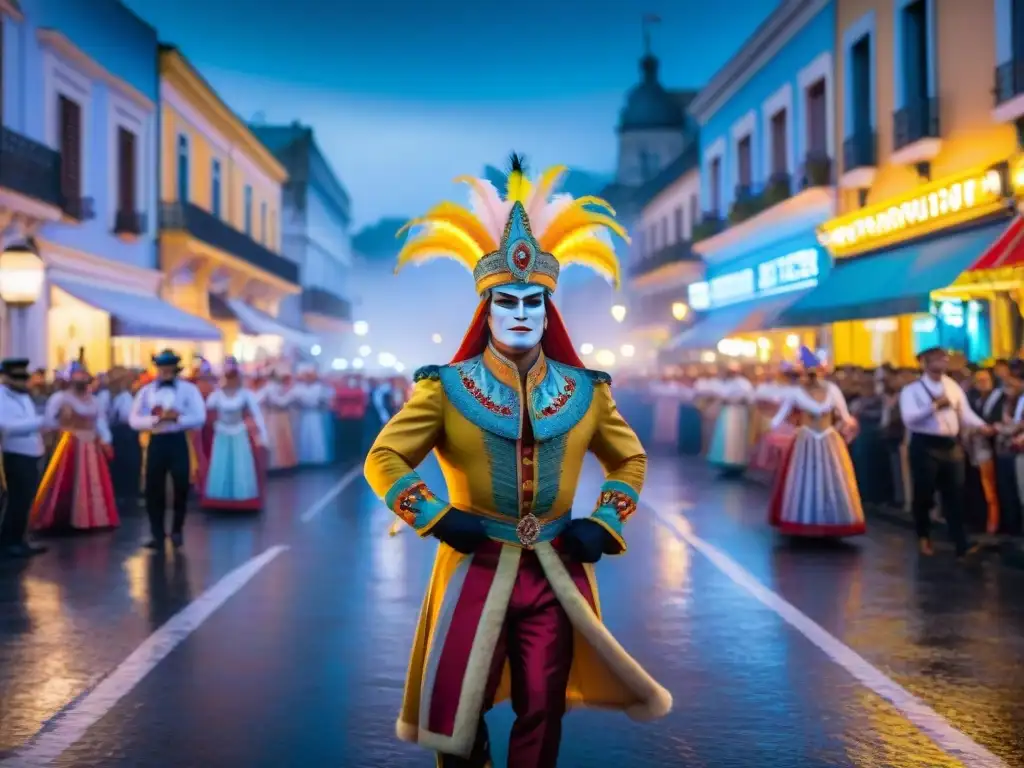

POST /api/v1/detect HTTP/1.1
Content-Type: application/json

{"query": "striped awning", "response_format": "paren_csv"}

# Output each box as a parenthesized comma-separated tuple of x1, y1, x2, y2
(970, 216, 1024, 271)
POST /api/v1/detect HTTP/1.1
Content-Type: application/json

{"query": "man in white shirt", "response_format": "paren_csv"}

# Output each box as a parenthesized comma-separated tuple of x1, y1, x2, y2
(899, 347, 992, 558)
(129, 350, 206, 550)
(0, 359, 47, 558)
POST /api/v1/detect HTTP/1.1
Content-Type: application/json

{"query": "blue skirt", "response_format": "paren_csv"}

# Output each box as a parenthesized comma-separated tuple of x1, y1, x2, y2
(203, 429, 262, 509)
(707, 404, 749, 470)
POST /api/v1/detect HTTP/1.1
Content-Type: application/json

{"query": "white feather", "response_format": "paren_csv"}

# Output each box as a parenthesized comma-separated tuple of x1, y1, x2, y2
(465, 179, 511, 241)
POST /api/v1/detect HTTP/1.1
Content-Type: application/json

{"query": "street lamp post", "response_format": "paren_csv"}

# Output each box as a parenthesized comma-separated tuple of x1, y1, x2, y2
(0, 241, 45, 361)
(611, 304, 627, 323)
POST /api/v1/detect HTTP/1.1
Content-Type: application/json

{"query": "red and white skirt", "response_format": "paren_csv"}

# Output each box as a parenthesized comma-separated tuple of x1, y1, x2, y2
(31, 431, 119, 532)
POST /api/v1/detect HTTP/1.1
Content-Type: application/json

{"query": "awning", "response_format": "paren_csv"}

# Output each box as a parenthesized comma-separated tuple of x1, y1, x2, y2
(970, 216, 1024, 271)
(52, 276, 222, 341)
(224, 297, 319, 349)
(667, 290, 809, 350)
(779, 221, 1007, 327)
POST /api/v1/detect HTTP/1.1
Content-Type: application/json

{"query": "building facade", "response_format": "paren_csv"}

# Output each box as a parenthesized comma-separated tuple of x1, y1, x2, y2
(158, 46, 313, 366)
(1, 0, 220, 370)
(674, 0, 836, 364)
(782, 0, 1022, 366)
(251, 122, 353, 363)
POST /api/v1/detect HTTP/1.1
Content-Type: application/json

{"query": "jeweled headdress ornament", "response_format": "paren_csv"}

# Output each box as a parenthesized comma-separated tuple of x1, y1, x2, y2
(395, 154, 629, 295)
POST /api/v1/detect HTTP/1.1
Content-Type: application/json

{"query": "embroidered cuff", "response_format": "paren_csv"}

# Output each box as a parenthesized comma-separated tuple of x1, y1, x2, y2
(384, 472, 451, 536)
(589, 479, 638, 554)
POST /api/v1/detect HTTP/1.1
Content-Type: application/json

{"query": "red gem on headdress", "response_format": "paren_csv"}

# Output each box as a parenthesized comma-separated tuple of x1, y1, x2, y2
(512, 242, 532, 271)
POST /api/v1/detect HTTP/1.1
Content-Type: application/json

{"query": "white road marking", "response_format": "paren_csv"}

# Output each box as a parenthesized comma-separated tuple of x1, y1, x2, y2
(653, 509, 1009, 768)
(1, 545, 289, 767)
(299, 465, 365, 522)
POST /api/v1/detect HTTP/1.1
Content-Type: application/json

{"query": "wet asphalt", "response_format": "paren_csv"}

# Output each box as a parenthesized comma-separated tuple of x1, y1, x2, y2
(1, 456, 1023, 768)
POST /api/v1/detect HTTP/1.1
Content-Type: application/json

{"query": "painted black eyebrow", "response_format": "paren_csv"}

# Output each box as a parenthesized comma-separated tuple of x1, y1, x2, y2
(494, 291, 545, 300)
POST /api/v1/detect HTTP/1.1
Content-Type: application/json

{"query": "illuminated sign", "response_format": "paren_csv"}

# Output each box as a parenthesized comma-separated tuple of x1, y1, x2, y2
(687, 248, 822, 310)
(819, 163, 1010, 259)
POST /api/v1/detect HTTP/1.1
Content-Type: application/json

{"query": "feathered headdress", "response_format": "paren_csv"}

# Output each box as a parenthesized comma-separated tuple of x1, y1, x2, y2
(395, 152, 629, 295)
(799, 346, 822, 369)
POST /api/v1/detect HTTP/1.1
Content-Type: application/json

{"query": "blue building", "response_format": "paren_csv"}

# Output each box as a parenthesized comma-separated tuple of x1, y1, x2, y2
(672, 0, 836, 362)
(0, 0, 218, 370)
(251, 122, 355, 365)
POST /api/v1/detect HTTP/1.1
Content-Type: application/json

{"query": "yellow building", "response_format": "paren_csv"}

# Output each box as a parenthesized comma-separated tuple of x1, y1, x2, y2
(157, 46, 312, 366)
(783, 0, 1022, 367)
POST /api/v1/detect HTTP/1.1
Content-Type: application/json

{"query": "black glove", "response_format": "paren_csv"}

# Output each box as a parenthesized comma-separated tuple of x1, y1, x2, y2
(561, 518, 617, 563)
(431, 508, 489, 554)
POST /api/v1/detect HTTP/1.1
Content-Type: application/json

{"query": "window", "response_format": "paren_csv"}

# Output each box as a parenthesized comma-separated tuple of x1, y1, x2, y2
(900, 0, 929, 106)
(176, 134, 189, 203)
(260, 201, 268, 243)
(211, 159, 222, 218)
(737, 136, 752, 188)
(806, 79, 828, 155)
(674, 206, 684, 242)
(770, 110, 787, 176)
(58, 95, 82, 202)
(116, 127, 136, 214)
(1014, 0, 1024, 62)
(660, 217, 668, 248)
(851, 35, 872, 134)
(0, 18, 5, 123)
(689, 195, 699, 234)
(243, 184, 253, 235)
(709, 158, 722, 215)
(269, 210, 277, 249)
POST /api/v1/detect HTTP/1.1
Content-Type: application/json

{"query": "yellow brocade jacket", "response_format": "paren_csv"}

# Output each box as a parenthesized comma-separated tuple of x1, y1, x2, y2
(364, 344, 672, 758)
(365, 344, 646, 548)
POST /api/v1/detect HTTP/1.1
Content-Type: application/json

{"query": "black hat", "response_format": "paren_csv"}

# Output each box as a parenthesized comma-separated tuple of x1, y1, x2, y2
(0, 358, 30, 378)
(916, 346, 946, 360)
(152, 349, 182, 368)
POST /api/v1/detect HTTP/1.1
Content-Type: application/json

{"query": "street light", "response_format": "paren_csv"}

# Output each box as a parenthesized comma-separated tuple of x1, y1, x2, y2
(620, 344, 635, 358)
(671, 302, 689, 321)
(358, 345, 371, 357)
(310, 344, 322, 356)
(595, 349, 616, 367)
(352, 358, 364, 370)
(394, 362, 405, 373)
(431, 333, 442, 344)
(610, 304, 627, 323)
(378, 352, 396, 367)
(331, 358, 348, 370)
(580, 343, 594, 355)
(353, 320, 369, 336)
(0, 241, 45, 360)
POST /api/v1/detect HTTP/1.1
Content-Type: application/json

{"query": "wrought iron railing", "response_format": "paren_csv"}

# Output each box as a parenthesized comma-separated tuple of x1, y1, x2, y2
(0, 127, 62, 209)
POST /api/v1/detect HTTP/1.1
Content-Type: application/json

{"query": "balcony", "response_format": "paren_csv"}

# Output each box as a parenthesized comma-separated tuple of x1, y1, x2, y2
(692, 213, 725, 243)
(891, 97, 941, 166)
(840, 130, 877, 189)
(114, 210, 146, 237)
(61, 194, 95, 222)
(728, 174, 792, 226)
(993, 58, 1024, 124)
(0, 126, 63, 212)
(159, 201, 299, 285)
(629, 239, 699, 279)
(798, 152, 832, 189)
(301, 287, 352, 321)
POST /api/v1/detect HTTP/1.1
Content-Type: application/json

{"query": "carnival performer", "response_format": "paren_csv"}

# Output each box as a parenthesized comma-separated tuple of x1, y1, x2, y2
(332, 373, 367, 462)
(31, 360, 118, 532)
(109, 368, 143, 504)
(677, 367, 703, 455)
(707, 362, 754, 475)
(364, 154, 671, 768)
(291, 363, 332, 467)
(201, 357, 268, 510)
(130, 350, 207, 549)
(768, 347, 865, 538)
(259, 367, 298, 472)
(0, 358, 47, 556)
(694, 365, 721, 455)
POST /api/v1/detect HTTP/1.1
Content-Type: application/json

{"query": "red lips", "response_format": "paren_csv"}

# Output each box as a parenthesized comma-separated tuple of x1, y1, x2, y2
(509, 326, 531, 332)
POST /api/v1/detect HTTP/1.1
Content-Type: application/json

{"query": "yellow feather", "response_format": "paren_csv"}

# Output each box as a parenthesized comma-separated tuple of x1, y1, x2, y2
(558, 242, 621, 288)
(551, 227, 606, 257)
(539, 204, 630, 252)
(395, 231, 479, 274)
(573, 195, 617, 216)
(528, 166, 568, 206)
(415, 202, 497, 252)
(505, 170, 531, 204)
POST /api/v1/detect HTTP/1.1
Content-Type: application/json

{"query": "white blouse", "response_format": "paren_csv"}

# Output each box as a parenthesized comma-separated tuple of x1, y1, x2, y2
(771, 382, 854, 430)
(207, 388, 268, 445)
(45, 391, 112, 443)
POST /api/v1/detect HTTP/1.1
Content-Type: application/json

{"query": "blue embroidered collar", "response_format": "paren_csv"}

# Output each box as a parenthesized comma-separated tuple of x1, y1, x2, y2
(437, 344, 594, 441)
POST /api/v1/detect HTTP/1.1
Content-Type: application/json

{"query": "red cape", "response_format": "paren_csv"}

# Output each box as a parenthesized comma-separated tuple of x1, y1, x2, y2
(450, 296, 585, 368)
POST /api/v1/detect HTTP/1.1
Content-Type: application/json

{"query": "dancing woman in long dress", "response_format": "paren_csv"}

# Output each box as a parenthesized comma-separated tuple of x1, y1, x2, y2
(707, 362, 754, 475)
(31, 361, 119, 532)
(767, 348, 865, 538)
(202, 357, 269, 510)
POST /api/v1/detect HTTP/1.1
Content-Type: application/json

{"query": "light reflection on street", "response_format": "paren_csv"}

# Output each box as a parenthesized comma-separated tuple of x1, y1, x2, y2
(655, 524, 690, 592)
(19, 576, 81, 721)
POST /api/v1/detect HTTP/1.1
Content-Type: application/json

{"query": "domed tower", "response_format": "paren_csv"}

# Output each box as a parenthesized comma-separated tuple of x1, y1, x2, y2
(615, 21, 695, 187)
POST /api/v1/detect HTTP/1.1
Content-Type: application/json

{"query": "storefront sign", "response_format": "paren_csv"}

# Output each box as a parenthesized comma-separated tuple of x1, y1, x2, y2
(687, 248, 821, 311)
(819, 163, 1010, 259)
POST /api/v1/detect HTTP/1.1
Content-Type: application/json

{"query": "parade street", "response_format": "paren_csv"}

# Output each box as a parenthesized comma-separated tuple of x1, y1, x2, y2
(1, 458, 1023, 768)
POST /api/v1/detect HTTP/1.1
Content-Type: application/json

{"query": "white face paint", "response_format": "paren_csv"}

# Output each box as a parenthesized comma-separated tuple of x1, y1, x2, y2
(488, 284, 547, 352)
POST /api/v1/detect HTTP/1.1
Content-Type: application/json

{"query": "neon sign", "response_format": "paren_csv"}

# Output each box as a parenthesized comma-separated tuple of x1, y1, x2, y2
(687, 248, 821, 310)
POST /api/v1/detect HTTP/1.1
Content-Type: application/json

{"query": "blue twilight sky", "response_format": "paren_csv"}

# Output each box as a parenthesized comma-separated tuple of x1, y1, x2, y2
(123, 0, 779, 229)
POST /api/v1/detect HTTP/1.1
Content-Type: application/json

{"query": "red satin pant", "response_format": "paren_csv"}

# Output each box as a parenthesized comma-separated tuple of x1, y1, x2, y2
(439, 548, 574, 768)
